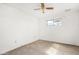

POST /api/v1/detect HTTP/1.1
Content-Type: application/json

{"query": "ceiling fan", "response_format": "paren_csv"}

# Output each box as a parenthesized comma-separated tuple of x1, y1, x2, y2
(34, 3, 54, 13)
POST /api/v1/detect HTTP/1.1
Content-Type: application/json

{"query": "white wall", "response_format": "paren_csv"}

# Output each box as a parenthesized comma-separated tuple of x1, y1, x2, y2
(0, 3, 79, 54)
(39, 3, 79, 46)
(0, 4, 39, 54)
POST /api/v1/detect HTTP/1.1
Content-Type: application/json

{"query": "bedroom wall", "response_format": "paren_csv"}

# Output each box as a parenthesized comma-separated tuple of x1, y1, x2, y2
(0, 3, 79, 54)
(39, 3, 79, 46)
(0, 4, 39, 54)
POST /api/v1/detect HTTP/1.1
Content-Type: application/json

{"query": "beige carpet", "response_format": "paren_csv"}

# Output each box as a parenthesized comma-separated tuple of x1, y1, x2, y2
(3, 40, 79, 55)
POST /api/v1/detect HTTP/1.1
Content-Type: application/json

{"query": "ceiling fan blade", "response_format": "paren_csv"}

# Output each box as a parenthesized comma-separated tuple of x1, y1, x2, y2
(46, 7, 54, 9)
(34, 8, 40, 10)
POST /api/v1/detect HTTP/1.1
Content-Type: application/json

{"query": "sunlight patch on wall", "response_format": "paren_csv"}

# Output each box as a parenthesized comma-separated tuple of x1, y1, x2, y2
(47, 20, 62, 29)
